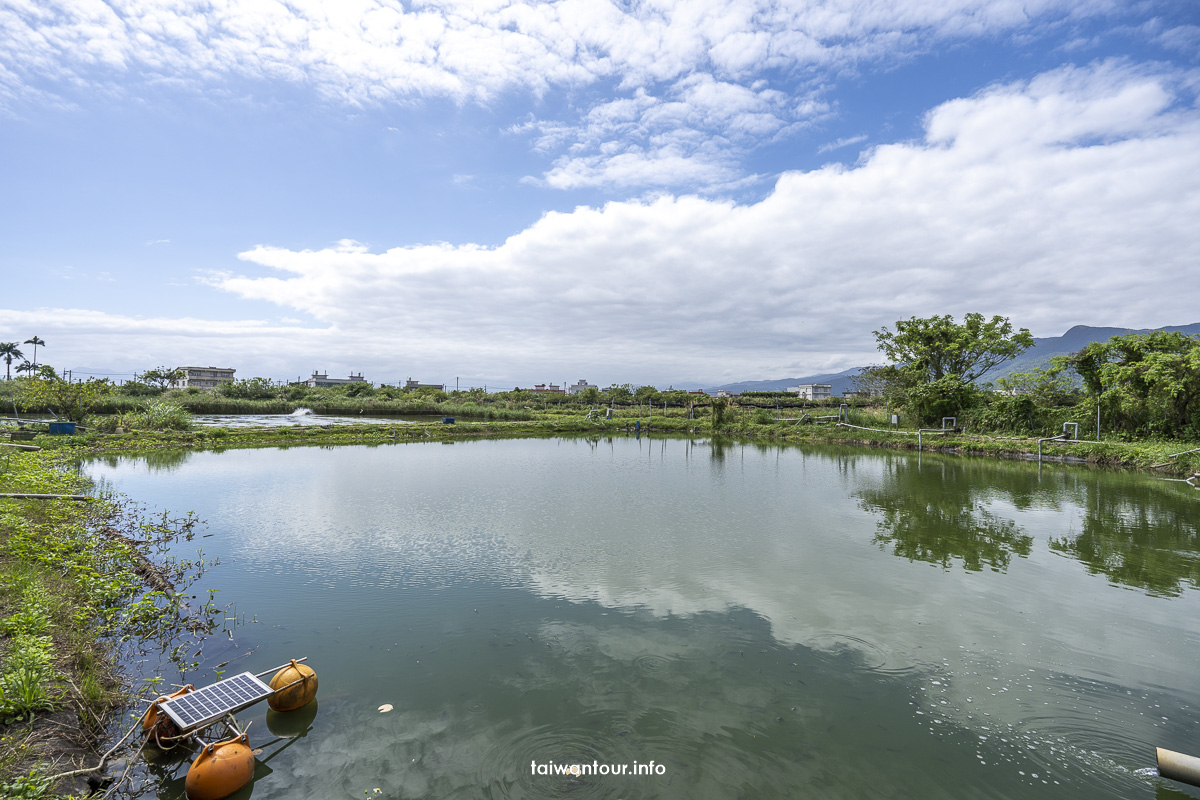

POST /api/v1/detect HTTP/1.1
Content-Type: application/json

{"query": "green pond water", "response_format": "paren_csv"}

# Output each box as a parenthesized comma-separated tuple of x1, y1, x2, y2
(82, 437, 1200, 799)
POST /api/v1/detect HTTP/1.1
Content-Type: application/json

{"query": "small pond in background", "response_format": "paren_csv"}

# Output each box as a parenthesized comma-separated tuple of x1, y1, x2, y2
(82, 436, 1200, 799)
(189, 409, 450, 427)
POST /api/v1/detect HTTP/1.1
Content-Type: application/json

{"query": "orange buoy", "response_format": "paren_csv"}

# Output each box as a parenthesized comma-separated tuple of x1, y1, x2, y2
(268, 659, 318, 712)
(142, 685, 194, 742)
(184, 733, 255, 800)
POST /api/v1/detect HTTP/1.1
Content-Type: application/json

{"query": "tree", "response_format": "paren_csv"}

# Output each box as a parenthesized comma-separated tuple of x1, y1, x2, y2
(17, 375, 112, 421)
(873, 313, 1034, 384)
(710, 396, 729, 429)
(15, 361, 36, 377)
(216, 377, 281, 400)
(604, 384, 633, 404)
(1062, 331, 1200, 438)
(140, 366, 186, 390)
(904, 375, 980, 425)
(23, 336, 45, 367)
(634, 385, 660, 403)
(0, 342, 24, 380)
(660, 389, 689, 408)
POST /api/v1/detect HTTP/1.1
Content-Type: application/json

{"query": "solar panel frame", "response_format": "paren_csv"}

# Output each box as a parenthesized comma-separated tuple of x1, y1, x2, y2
(161, 672, 274, 732)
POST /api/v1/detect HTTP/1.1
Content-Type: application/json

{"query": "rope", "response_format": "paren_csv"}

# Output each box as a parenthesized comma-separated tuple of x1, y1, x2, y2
(836, 422, 947, 437)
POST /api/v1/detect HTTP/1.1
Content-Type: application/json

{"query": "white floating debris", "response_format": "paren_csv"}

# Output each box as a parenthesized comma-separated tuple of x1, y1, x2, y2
(378, 704, 394, 713)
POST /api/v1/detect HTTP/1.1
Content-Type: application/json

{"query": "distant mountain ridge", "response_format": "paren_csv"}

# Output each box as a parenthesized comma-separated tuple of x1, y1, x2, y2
(704, 323, 1200, 395)
(987, 322, 1200, 383)
(705, 367, 864, 396)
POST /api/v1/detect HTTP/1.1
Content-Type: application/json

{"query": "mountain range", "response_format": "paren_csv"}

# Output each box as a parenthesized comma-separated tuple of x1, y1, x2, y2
(705, 323, 1200, 395)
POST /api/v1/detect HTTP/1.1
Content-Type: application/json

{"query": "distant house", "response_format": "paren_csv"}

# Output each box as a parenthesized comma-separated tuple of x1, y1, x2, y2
(786, 384, 832, 400)
(304, 372, 368, 388)
(531, 383, 566, 394)
(687, 389, 709, 396)
(403, 378, 444, 391)
(170, 366, 235, 390)
(716, 390, 735, 398)
(567, 379, 596, 395)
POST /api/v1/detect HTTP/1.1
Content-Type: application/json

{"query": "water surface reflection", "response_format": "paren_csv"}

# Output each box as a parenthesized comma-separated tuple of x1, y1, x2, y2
(82, 438, 1200, 799)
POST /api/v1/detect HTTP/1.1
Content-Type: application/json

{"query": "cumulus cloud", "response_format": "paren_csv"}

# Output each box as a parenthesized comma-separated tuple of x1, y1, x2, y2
(1, 0, 1116, 190)
(194, 61, 1200, 383)
(7, 61, 1196, 385)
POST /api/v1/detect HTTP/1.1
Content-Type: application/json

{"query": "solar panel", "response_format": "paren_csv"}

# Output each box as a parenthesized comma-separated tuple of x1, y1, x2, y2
(161, 672, 274, 732)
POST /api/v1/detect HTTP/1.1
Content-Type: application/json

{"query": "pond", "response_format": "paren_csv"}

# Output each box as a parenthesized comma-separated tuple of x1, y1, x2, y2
(82, 437, 1200, 799)
(189, 410, 449, 427)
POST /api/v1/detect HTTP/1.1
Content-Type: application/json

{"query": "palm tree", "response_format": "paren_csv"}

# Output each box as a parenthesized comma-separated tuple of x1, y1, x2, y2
(23, 336, 45, 367)
(15, 361, 36, 377)
(0, 343, 24, 381)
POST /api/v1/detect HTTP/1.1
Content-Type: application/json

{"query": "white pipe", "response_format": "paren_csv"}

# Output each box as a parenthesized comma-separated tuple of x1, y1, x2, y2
(1157, 747, 1200, 788)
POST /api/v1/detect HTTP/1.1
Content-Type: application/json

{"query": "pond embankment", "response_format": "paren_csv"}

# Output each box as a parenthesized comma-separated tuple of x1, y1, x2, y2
(0, 447, 210, 797)
(28, 413, 1200, 476)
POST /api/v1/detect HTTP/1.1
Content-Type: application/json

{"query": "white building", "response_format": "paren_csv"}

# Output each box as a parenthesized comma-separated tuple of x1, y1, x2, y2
(170, 366, 235, 389)
(305, 372, 368, 388)
(403, 378, 445, 391)
(567, 379, 596, 395)
(786, 383, 832, 400)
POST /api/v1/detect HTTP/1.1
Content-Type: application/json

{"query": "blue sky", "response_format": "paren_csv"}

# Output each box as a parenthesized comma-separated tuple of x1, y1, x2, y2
(1, 0, 1198, 389)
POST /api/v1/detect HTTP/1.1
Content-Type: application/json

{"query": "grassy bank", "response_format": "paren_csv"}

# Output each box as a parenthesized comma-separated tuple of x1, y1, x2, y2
(18, 407, 1200, 477)
(0, 447, 212, 797)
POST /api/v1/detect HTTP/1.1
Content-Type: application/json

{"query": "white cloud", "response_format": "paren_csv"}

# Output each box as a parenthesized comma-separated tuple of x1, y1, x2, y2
(8, 61, 1197, 385)
(1, 0, 1117, 189)
(519, 74, 810, 190)
(817, 133, 867, 154)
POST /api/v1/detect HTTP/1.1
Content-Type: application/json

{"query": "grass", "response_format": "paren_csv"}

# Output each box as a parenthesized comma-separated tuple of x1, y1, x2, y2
(0, 448, 213, 796)
(14, 400, 1199, 477)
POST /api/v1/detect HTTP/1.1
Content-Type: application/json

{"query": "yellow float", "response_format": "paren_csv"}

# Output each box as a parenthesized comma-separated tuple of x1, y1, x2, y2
(184, 733, 255, 800)
(141, 684, 194, 742)
(268, 659, 318, 712)
(128, 658, 317, 799)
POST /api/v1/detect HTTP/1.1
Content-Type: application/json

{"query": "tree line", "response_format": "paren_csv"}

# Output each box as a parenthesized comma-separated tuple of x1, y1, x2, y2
(854, 314, 1200, 440)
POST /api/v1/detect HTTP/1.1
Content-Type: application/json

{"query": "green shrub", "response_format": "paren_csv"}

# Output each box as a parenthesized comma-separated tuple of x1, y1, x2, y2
(216, 377, 280, 400)
(970, 394, 1038, 434)
(903, 376, 981, 426)
(118, 380, 161, 397)
(133, 401, 192, 431)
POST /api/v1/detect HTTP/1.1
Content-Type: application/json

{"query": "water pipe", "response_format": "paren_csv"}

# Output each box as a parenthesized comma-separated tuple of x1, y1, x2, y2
(916, 429, 949, 451)
(1157, 747, 1200, 788)
(1037, 434, 1069, 461)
